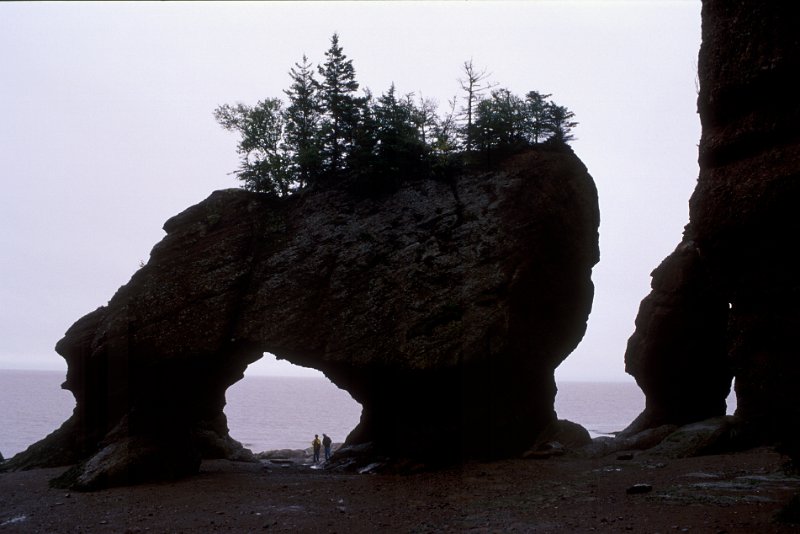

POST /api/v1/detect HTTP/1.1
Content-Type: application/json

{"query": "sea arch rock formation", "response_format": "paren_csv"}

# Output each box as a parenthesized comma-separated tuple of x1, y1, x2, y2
(624, 0, 800, 455)
(8, 147, 599, 489)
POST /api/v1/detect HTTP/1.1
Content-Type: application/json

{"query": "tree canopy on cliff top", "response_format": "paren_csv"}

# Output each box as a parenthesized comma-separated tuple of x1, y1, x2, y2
(215, 33, 577, 196)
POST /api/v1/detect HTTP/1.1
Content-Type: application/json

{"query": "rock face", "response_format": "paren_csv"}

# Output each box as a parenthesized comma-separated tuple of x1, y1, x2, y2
(625, 0, 800, 454)
(8, 147, 599, 488)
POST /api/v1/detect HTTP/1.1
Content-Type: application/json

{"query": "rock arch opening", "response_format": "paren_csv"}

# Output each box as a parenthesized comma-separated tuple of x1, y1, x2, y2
(726, 378, 737, 416)
(554, 380, 645, 438)
(224, 353, 362, 454)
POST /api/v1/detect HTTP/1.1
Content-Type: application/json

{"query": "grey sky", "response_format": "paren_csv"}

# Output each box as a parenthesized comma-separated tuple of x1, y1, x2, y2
(0, 1, 701, 380)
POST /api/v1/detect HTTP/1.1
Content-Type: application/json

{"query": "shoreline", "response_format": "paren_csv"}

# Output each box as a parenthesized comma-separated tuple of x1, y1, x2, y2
(2, 447, 799, 533)
(0, 373, 649, 459)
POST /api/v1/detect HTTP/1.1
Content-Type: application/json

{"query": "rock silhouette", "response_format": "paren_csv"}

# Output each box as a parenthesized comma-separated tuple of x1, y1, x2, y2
(625, 0, 800, 457)
(7, 147, 599, 489)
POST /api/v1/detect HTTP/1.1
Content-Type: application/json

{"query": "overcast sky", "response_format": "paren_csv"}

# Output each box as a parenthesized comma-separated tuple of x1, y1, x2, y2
(1, 1, 701, 381)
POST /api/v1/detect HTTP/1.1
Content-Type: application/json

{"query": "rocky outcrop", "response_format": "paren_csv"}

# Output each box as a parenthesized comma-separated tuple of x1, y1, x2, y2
(625, 0, 800, 454)
(7, 146, 599, 488)
(623, 242, 732, 433)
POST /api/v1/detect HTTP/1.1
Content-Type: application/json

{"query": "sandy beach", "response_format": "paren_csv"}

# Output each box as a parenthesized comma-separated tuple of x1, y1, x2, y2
(2, 446, 799, 533)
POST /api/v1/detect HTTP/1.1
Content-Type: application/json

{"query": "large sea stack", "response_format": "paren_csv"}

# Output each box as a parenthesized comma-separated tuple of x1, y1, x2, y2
(625, 0, 800, 455)
(7, 147, 599, 489)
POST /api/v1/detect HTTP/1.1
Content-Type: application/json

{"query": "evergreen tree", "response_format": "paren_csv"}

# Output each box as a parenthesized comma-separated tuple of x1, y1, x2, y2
(215, 38, 579, 195)
(473, 88, 527, 150)
(373, 83, 426, 176)
(347, 88, 379, 176)
(522, 90, 552, 144)
(495, 88, 527, 145)
(318, 33, 361, 177)
(283, 54, 322, 188)
(544, 102, 578, 143)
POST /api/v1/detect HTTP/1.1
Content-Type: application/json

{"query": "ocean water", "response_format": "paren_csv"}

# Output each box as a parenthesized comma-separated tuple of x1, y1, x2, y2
(0, 370, 736, 458)
(0, 370, 75, 459)
(224, 375, 363, 451)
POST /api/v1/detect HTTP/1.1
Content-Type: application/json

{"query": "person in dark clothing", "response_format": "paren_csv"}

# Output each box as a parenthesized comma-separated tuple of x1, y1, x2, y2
(322, 433, 332, 461)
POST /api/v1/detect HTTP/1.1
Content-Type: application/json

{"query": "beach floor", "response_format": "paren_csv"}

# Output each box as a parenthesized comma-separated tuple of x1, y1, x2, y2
(2, 447, 799, 533)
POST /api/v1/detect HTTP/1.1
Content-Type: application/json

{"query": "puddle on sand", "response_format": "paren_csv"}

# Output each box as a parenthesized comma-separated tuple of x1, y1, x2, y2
(1, 515, 28, 526)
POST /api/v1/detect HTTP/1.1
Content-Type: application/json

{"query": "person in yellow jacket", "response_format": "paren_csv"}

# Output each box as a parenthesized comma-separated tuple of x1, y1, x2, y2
(312, 434, 322, 463)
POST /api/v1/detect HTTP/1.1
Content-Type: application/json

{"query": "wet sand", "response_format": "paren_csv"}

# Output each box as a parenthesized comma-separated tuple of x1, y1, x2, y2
(2, 447, 799, 533)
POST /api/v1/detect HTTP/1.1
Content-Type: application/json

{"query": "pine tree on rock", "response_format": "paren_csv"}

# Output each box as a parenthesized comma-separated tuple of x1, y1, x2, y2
(348, 88, 379, 178)
(373, 83, 426, 177)
(214, 35, 579, 195)
(544, 103, 578, 143)
(284, 54, 322, 188)
(523, 91, 552, 144)
(318, 33, 361, 178)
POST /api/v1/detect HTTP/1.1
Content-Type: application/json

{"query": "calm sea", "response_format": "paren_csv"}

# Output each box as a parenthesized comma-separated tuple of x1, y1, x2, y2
(0, 370, 737, 459)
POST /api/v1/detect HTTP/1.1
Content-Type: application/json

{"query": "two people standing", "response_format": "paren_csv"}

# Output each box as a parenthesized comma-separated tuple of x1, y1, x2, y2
(311, 433, 333, 463)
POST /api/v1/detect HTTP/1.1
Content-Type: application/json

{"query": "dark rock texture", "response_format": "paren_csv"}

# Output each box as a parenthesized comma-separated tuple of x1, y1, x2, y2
(623, 242, 732, 433)
(7, 147, 599, 488)
(625, 0, 800, 454)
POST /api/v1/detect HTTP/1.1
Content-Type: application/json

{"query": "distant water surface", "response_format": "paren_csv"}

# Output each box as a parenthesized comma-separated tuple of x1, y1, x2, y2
(0, 370, 74, 458)
(0, 370, 737, 457)
(556, 381, 644, 437)
(224, 375, 362, 452)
